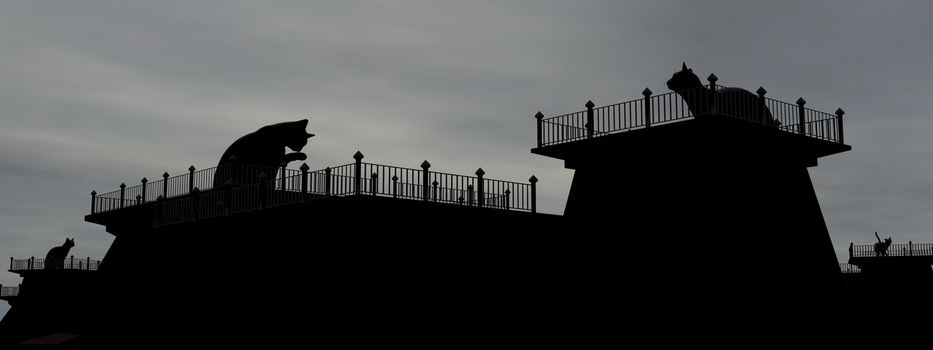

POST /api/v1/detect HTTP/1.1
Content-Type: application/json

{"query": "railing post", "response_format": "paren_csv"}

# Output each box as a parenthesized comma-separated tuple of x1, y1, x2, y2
(90, 191, 97, 214)
(535, 111, 544, 147)
(281, 163, 287, 191)
(258, 173, 267, 210)
(476, 168, 485, 208)
(140, 178, 148, 203)
(835, 108, 845, 144)
(70, 255, 74, 269)
(86, 257, 90, 270)
(756, 87, 768, 125)
(324, 167, 332, 196)
(529, 175, 538, 214)
(191, 187, 200, 221)
(849, 242, 853, 259)
(119, 183, 126, 208)
(707, 74, 718, 115)
(585, 100, 595, 139)
(371, 173, 378, 196)
(300, 163, 309, 196)
(188, 165, 196, 192)
(642, 88, 653, 128)
(432, 180, 438, 202)
(29, 256, 34, 270)
(162, 172, 169, 198)
(795, 98, 807, 135)
(9, 257, 12, 271)
(353, 151, 364, 195)
(504, 189, 511, 211)
(392, 175, 398, 198)
(421, 161, 431, 201)
(467, 185, 474, 206)
(910, 241, 913, 256)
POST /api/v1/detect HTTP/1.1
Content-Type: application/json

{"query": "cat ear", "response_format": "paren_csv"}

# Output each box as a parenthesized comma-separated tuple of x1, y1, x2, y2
(682, 62, 688, 71)
(305, 132, 315, 138)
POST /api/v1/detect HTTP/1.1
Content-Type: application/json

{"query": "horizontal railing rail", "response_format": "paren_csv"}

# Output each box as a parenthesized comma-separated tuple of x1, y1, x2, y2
(9, 256, 101, 271)
(535, 81, 845, 147)
(850, 242, 933, 258)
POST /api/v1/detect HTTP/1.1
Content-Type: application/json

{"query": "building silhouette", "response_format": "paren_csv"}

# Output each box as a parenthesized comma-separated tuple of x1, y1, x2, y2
(2, 67, 931, 345)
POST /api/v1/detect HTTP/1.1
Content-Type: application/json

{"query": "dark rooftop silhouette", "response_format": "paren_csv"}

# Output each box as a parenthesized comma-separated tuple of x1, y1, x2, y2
(6, 64, 933, 345)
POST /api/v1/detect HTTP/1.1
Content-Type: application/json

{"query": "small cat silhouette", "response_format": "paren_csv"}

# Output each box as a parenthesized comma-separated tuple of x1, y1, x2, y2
(44, 238, 75, 270)
(213, 119, 314, 187)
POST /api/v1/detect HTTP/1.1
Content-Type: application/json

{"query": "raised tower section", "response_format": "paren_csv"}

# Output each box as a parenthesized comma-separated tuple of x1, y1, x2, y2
(531, 71, 851, 306)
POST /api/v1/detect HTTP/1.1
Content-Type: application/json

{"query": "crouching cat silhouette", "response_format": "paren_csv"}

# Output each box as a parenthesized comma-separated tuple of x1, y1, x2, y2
(667, 63, 780, 127)
(213, 119, 315, 187)
(44, 238, 75, 270)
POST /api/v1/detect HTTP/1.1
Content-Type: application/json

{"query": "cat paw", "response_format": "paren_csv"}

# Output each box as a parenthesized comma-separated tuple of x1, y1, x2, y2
(285, 152, 307, 162)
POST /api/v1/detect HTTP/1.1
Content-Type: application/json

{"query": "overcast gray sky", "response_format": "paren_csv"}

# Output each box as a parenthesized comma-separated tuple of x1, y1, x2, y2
(3, 1, 933, 317)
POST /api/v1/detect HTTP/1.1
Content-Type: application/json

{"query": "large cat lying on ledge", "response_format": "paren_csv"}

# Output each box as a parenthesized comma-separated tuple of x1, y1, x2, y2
(213, 119, 314, 187)
(667, 63, 779, 127)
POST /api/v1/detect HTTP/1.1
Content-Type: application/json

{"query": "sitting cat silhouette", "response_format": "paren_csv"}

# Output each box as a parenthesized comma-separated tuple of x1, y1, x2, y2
(213, 119, 314, 187)
(667, 63, 780, 126)
(44, 238, 75, 270)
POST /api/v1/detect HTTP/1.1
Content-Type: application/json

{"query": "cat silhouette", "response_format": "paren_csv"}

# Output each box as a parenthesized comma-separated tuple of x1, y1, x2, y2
(44, 238, 75, 270)
(667, 63, 779, 127)
(213, 119, 314, 187)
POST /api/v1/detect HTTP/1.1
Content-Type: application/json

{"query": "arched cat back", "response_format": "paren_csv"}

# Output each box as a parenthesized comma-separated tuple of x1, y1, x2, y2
(213, 119, 314, 187)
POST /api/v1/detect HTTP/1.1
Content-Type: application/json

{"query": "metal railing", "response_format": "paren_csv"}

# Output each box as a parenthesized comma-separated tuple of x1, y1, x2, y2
(92, 163, 297, 214)
(535, 81, 845, 147)
(840, 263, 861, 274)
(9, 256, 101, 272)
(92, 153, 541, 227)
(0, 285, 18, 297)
(849, 242, 933, 258)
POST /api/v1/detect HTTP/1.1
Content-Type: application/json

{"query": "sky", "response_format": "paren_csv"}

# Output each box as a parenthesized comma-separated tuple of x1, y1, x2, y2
(3, 0, 933, 318)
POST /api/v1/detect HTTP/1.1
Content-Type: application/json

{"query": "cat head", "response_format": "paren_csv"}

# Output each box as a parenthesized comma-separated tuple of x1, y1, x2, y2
(271, 119, 315, 152)
(885, 237, 893, 244)
(666, 62, 703, 92)
(64, 238, 75, 248)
